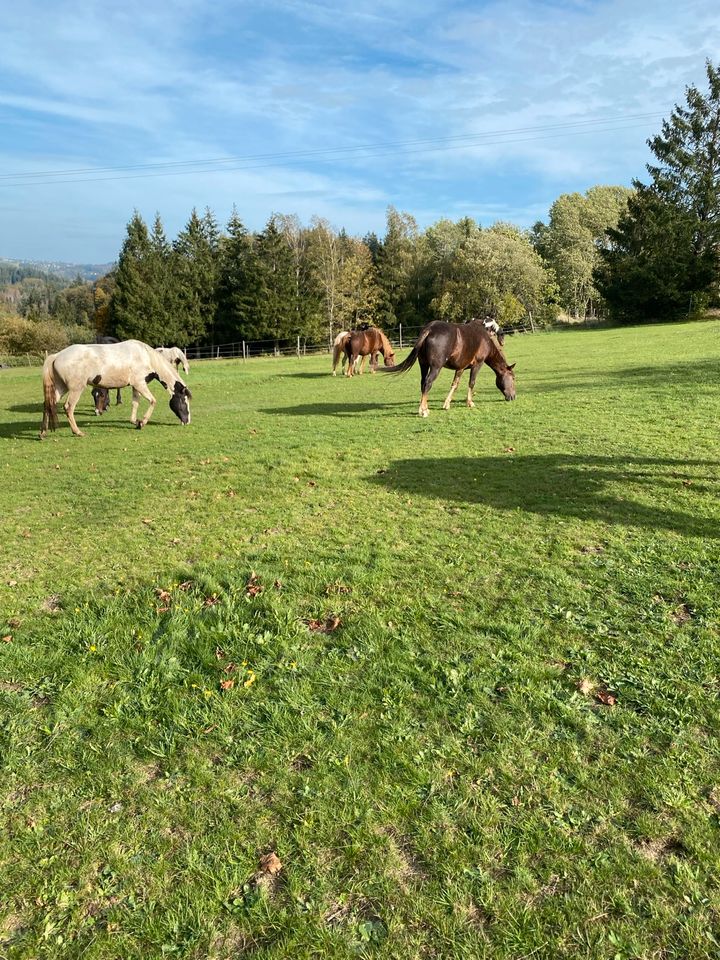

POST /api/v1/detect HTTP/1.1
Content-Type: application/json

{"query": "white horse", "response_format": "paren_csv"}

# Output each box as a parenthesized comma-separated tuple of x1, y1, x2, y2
(331, 331, 361, 376)
(40, 340, 192, 438)
(155, 346, 190, 375)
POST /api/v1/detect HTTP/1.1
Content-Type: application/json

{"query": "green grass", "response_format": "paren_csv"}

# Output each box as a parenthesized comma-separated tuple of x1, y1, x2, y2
(1, 321, 720, 959)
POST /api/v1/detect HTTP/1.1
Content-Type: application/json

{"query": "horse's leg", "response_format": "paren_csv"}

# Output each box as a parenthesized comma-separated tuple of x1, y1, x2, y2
(116, 388, 122, 405)
(442, 369, 463, 410)
(345, 352, 356, 377)
(370, 353, 378, 373)
(130, 388, 141, 425)
(64, 385, 86, 437)
(132, 381, 157, 428)
(467, 362, 483, 408)
(418, 362, 441, 417)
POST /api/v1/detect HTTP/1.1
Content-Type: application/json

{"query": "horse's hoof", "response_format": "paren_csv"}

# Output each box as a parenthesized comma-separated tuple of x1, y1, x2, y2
(136, 421, 143, 430)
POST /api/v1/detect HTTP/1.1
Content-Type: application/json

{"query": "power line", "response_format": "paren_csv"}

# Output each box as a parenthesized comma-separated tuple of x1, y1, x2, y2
(0, 112, 664, 188)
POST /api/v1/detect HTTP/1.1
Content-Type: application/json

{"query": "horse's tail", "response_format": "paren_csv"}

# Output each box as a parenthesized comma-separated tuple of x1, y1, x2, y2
(332, 332, 350, 374)
(380, 325, 433, 374)
(40, 355, 59, 436)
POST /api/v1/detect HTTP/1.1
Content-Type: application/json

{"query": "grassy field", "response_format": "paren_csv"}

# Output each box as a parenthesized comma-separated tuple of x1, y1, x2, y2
(1, 321, 720, 959)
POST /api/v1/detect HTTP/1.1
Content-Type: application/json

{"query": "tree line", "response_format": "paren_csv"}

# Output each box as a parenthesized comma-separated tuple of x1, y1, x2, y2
(2, 60, 718, 358)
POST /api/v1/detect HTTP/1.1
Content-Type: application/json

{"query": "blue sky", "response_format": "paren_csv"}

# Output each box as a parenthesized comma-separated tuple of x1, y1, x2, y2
(1, 0, 719, 263)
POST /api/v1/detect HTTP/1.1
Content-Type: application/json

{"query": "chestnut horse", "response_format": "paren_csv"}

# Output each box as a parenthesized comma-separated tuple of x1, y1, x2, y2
(383, 319, 515, 416)
(343, 327, 395, 377)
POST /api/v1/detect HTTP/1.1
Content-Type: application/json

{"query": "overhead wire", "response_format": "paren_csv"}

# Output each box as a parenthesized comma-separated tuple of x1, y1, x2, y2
(0, 111, 666, 188)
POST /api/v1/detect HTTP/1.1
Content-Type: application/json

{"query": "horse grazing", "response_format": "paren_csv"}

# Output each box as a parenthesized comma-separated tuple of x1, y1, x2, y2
(155, 346, 190, 375)
(96, 336, 123, 405)
(40, 340, 192, 438)
(331, 331, 360, 376)
(383, 319, 515, 417)
(91, 385, 111, 415)
(342, 327, 395, 377)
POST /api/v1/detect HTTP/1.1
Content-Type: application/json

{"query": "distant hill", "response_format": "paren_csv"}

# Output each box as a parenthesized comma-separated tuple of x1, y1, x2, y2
(0, 257, 115, 282)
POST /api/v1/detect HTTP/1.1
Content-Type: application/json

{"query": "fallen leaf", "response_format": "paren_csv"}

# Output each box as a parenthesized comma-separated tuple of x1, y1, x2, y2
(224, 662, 237, 673)
(682, 479, 693, 487)
(503, 446, 515, 453)
(246, 572, 264, 597)
(595, 687, 617, 706)
(7, 580, 17, 587)
(156, 588, 171, 603)
(203, 594, 220, 607)
(305, 614, 342, 634)
(227, 489, 236, 497)
(258, 852, 283, 877)
(220, 679, 235, 691)
(308, 480, 317, 487)
(215, 646, 226, 660)
(142, 518, 153, 525)
(273, 579, 283, 590)
(2, 635, 12, 644)
(8, 617, 22, 628)
(577, 678, 595, 696)
(177, 580, 194, 591)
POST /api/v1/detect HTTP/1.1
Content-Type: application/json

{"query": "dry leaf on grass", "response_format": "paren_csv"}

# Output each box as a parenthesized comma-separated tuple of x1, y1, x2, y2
(155, 588, 171, 603)
(671, 603, 692, 625)
(503, 446, 516, 453)
(177, 580, 194, 592)
(246, 572, 264, 597)
(305, 614, 342, 634)
(41, 595, 62, 614)
(220, 679, 235, 691)
(2, 635, 12, 644)
(595, 687, 618, 706)
(577, 678, 595, 696)
(7, 618, 22, 629)
(203, 594, 220, 607)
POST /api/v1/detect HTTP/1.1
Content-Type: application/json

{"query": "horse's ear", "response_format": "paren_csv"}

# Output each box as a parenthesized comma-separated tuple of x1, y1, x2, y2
(508, 363, 516, 371)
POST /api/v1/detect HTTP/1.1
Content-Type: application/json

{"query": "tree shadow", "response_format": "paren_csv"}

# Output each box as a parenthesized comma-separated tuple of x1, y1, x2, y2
(527, 358, 720, 394)
(276, 371, 334, 379)
(260, 401, 406, 417)
(369, 454, 720, 539)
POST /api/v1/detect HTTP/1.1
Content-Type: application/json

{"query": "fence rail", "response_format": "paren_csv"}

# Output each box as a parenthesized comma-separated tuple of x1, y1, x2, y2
(185, 320, 536, 362)
(0, 321, 537, 368)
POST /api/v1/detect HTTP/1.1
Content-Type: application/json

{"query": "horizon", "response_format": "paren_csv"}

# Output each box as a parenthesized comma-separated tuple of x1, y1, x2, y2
(1, 0, 719, 263)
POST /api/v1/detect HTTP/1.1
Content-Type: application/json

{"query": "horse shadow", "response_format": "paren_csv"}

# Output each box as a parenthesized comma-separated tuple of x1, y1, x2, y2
(369, 453, 720, 539)
(0, 418, 177, 440)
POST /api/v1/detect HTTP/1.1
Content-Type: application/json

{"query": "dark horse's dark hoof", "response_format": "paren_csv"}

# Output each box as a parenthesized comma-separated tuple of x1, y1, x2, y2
(136, 421, 143, 430)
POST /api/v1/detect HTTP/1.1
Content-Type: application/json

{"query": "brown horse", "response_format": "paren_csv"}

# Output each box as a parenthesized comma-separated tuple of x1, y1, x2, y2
(383, 319, 515, 416)
(343, 327, 395, 377)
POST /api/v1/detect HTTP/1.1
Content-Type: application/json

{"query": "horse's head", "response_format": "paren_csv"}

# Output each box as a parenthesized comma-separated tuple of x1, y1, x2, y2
(383, 348, 396, 367)
(495, 363, 516, 401)
(92, 385, 110, 415)
(169, 382, 192, 425)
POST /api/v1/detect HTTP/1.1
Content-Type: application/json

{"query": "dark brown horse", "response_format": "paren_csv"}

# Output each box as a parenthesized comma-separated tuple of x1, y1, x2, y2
(383, 319, 515, 416)
(337, 327, 394, 377)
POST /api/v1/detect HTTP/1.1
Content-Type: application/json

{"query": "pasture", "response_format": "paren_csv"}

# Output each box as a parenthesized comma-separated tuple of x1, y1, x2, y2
(1, 321, 720, 960)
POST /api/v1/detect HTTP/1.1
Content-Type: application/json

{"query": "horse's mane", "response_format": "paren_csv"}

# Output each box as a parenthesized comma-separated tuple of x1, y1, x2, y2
(379, 330, 394, 354)
(484, 333, 510, 372)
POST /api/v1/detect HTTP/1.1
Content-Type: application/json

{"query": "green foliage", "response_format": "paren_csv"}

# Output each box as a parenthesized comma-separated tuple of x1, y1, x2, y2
(172, 209, 220, 346)
(535, 186, 632, 318)
(0, 312, 93, 356)
(596, 60, 720, 322)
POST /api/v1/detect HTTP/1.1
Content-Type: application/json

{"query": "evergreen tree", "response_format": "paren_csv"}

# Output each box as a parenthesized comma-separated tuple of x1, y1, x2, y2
(112, 211, 158, 341)
(215, 208, 263, 342)
(173, 207, 220, 345)
(596, 61, 720, 320)
(255, 215, 298, 346)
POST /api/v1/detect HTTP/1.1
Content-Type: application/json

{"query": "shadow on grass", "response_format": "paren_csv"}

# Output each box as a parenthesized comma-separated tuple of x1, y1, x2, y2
(527, 358, 720, 395)
(260, 401, 404, 417)
(370, 454, 720, 538)
(0, 418, 177, 440)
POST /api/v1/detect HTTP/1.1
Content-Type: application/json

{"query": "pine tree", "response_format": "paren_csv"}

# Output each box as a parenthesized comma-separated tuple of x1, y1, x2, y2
(255, 216, 296, 347)
(173, 208, 220, 346)
(596, 61, 720, 320)
(112, 211, 156, 341)
(215, 208, 263, 343)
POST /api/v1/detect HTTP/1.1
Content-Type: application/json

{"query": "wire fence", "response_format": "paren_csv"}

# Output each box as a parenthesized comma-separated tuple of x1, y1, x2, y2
(185, 319, 537, 362)
(0, 320, 538, 368)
